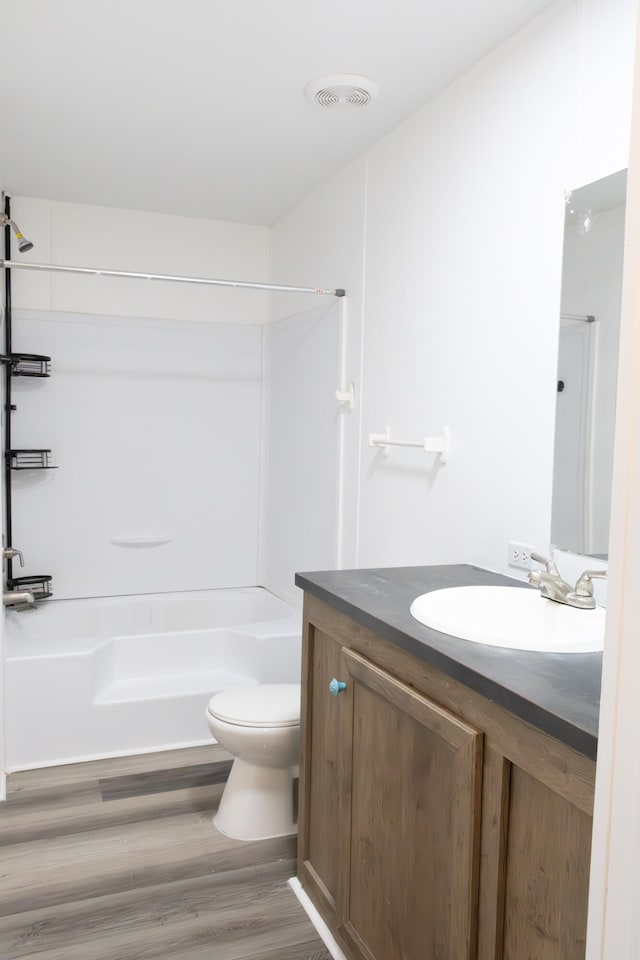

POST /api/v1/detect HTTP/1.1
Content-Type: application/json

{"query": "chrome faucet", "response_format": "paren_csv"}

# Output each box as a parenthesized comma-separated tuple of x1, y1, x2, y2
(528, 552, 574, 603)
(3, 590, 35, 608)
(2, 547, 24, 567)
(569, 569, 608, 609)
(528, 553, 607, 609)
(2, 547, 34, 607)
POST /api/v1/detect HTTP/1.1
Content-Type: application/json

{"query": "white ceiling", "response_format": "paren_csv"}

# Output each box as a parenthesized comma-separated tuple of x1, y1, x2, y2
(0, 0, 558, 225)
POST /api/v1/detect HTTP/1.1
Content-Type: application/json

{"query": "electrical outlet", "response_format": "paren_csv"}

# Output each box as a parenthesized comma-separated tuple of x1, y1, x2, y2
(508, 541, 535, 570)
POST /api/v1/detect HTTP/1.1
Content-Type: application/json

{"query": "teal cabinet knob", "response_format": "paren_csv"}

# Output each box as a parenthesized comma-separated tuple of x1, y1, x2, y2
(329, 678, 347, 697)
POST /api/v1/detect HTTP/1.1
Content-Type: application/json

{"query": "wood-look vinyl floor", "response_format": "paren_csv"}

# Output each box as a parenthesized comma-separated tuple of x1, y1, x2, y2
(0, 746, 330, 960)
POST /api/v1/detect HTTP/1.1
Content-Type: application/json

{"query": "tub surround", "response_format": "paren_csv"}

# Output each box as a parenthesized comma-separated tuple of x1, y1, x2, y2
(296, 565, 597, 960)
(295, 564, 600, 759)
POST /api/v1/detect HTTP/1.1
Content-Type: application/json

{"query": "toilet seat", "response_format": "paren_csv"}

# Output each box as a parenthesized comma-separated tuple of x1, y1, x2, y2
(207, 683, 300, 728)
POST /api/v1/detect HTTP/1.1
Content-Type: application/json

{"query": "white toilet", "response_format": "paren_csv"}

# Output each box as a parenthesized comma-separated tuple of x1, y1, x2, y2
(205, 683, 301, 841)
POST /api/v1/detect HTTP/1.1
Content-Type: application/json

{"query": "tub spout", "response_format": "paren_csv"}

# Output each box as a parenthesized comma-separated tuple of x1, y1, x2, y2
(3, 590, 35, 608)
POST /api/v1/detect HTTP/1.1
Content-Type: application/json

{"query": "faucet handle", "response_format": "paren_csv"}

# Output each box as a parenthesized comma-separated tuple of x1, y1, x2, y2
(530, 551, 561, 578)
(574, 569, 608, 598)
(3, 547, 24, 567)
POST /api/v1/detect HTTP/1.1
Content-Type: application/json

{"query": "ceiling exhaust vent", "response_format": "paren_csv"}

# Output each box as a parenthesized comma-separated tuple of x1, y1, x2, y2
(305, 74, 379, 111)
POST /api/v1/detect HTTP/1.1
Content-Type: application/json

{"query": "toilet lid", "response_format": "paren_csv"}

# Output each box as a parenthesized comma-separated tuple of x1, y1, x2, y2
(207, 684, 301, 728)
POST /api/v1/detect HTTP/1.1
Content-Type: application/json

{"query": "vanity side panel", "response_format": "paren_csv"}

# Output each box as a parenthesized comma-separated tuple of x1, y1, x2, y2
(502, 765, 592, 960)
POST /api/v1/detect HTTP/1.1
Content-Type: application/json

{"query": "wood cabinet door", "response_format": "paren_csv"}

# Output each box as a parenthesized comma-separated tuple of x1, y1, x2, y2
(339, 649, 483, 960)
(500, 764, 593, 960)
(297, 619, 352, 925)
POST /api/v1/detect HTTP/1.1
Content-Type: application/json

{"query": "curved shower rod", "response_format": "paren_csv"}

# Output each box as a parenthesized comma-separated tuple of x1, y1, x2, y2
(0, 259, 346, 298)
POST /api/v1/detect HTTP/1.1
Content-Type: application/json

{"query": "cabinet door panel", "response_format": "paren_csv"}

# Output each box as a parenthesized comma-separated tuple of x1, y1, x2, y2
(502, 766, 592, 960)
(298, 624, 350, 920)
(341, 650, 483, 960)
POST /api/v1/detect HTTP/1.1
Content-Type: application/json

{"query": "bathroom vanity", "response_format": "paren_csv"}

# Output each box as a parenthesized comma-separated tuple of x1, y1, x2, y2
(295, 564, 599, 960)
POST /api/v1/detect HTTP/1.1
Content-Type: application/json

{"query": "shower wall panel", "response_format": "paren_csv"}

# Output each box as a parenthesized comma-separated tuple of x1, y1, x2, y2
(261, 303, 342, 605)
(9, 197, 270, 326)
(10, 311, 263, 599)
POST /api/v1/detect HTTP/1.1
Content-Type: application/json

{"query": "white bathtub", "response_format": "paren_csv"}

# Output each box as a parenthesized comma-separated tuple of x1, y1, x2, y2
(4, 587, 301, 771)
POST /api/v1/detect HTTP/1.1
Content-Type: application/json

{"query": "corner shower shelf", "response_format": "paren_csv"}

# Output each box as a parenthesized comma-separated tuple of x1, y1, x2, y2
(0, 353, 52, 377)
(8, 449, 58, 470)
(8, 574, 53, 601)
(7, 574, 53, 602)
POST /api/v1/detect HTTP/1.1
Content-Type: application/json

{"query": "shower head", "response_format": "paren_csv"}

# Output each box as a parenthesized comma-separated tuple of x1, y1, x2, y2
(16, 235, 34, 253)
(1, 214, 34, 253)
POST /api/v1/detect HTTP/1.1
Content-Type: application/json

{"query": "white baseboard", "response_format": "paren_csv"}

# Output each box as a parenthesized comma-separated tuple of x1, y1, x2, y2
(288, 876, 348, 960)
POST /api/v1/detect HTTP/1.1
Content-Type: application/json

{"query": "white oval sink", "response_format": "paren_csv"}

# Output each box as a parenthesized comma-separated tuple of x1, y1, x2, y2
(409, 585, 605, 653)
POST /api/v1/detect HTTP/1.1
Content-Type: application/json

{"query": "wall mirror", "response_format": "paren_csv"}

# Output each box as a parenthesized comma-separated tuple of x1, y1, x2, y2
(551, 168, 627, 558)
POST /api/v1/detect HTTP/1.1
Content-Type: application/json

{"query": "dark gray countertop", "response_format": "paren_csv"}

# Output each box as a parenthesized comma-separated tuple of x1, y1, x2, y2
(295, 564, 601, 760)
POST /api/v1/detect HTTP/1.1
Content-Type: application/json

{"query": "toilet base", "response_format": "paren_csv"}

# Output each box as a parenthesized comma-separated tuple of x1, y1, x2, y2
(213, 757, 298, 841)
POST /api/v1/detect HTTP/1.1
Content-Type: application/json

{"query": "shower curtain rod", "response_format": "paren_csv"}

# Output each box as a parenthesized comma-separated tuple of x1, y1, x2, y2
(0, 260, 346, 298)
(560, 312, 596, 323)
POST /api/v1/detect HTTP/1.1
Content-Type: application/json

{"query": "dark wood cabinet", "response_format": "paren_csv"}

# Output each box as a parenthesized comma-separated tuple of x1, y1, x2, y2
(341, 649, 483, 960)
(298, 624, 347, 920)
(298, 593, 596, 960)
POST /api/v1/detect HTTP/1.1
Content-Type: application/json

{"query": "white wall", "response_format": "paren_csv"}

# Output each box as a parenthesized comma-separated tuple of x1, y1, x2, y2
(266, 159, 368, 598)
(586, 8, 640, 951)
(270, 0, 636, 579)
(7, 198, 270, 598)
